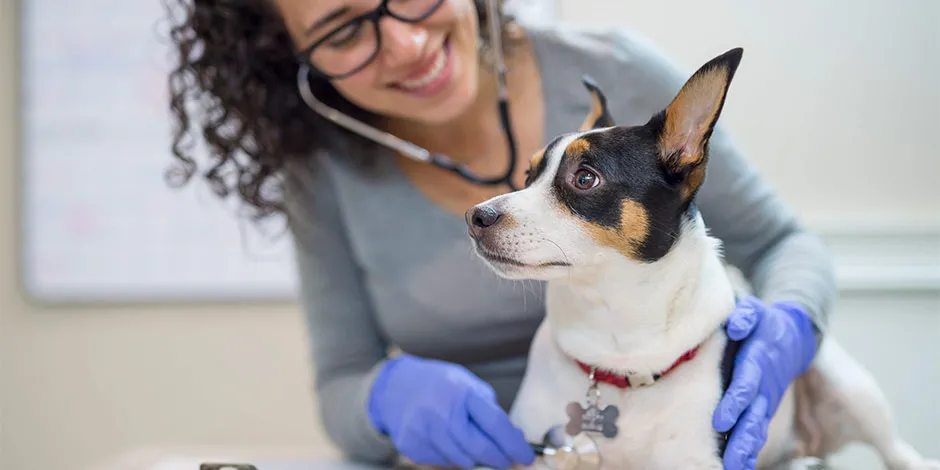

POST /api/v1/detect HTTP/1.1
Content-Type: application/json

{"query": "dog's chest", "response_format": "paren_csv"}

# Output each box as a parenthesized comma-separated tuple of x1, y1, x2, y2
(589, 381, 723, 469)
(512, 324, 729, 469)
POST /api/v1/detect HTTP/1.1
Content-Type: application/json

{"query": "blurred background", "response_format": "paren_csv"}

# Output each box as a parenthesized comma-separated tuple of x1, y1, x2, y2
(0, 0, 937, 469)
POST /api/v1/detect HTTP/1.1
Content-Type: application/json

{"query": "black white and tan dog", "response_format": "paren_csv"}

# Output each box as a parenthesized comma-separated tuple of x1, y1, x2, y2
(465, 47, 939, 470)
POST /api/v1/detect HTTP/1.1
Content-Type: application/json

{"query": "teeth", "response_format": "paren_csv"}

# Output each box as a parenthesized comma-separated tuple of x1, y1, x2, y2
(400, 49, 447, 90)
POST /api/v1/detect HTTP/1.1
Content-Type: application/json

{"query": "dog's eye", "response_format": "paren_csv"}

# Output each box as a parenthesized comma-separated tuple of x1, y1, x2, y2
(573, 168, 599, 190)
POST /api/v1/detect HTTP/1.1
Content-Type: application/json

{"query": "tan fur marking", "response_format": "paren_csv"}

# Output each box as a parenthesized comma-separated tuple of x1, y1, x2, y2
(659, 66, 729, 170)
(793, 372, 825, 458)
(682, 166, 706, 201)
(566, 138, 590, 155)
(529, 148, 545, 169)
(579, 200, 650, 260)
(500, 213, 519, 230)
(579, 90, 606, 132)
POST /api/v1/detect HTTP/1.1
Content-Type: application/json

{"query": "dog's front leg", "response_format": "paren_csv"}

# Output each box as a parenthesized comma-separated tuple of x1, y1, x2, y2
(656, 454, 723, 470)
(639, 428, 724, 470)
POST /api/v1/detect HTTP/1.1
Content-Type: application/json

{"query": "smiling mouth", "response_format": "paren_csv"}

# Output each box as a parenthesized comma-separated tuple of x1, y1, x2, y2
(390, 35, 453, 94)
(474, 242, 571, 268)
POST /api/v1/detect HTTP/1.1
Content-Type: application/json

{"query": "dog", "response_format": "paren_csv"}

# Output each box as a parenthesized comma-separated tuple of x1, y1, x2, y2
(465, 47, 939, 469)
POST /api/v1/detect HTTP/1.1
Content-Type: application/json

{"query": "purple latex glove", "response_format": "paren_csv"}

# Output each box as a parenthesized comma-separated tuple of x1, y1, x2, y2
(714, 296, 819, 470)
(367, 354, 536, 469)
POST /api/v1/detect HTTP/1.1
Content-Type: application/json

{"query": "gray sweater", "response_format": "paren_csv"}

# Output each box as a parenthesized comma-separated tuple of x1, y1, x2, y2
(284, 22, 837, 465)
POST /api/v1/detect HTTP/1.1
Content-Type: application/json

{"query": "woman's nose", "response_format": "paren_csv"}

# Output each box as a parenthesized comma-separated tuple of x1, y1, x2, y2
(377, 18, 428, 66)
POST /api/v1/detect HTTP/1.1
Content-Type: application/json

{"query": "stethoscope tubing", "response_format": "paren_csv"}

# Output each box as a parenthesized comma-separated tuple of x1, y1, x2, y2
(295, 0, 520, 192)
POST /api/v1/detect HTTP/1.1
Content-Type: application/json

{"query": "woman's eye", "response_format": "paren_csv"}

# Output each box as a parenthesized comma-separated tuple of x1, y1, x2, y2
(328, 23, 362, 48)
(573, 168, 599, 190)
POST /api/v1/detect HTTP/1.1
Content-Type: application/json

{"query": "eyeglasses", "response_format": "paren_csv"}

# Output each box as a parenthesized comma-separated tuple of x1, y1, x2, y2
(296, 0, 522, 191)
(296, 0, 447, 80)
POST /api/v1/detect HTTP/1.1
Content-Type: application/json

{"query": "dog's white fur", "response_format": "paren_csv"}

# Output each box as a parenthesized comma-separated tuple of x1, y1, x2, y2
(468, 129, 940, 469)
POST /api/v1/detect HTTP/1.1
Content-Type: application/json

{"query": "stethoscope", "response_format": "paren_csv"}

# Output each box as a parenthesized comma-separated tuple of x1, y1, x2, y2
(296, 0, 521, 191)
(389, 424, 598, 470)
(528, 424, 602, 470)
(296, 2, 600, 467)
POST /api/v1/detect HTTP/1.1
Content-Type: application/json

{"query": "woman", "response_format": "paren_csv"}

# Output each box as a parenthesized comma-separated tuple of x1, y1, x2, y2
(164, 0, 835, 469)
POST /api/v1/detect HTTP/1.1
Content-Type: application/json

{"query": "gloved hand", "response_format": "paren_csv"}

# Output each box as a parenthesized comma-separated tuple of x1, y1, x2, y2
(713, 296, 819, 470)
(367, 354, 536, 469)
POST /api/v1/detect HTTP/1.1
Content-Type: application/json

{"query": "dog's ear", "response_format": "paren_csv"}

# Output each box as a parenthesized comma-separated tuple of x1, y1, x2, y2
(578, 75, 615, 131)
(656, 48, 743, 199)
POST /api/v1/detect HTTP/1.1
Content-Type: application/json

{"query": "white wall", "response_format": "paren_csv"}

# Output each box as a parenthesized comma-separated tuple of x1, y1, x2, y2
(556, 0, 940, 231)
(1, 0, 938, 469)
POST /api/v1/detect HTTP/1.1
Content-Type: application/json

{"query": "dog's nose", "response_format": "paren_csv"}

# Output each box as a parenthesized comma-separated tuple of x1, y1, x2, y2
(466, 205, 502, 238)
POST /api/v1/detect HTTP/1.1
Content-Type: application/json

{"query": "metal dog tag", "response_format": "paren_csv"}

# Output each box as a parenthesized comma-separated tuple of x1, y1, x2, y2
(565, 401, 619, 438)
(564, 371, 619, 439)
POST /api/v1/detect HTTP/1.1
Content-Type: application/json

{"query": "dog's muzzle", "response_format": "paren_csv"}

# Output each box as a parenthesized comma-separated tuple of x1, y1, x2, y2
(466, 205, 503, 240)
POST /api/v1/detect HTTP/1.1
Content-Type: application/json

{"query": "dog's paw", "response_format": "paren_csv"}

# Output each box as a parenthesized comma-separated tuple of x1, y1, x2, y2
(900, 459, 940, 470)
(885, 451, 940, 470)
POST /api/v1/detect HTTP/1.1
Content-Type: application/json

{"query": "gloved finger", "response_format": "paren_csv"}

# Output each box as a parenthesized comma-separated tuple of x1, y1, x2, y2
(447, 394, 514, 469)
(745, 454, 759, 470)
(713, 354, 763, 432)
(727, 297, 763, 341)
(743, 394, 770, 448)
(466, 391, 536, 465)
(722, 395, 769, 470)
(428, 419, 477, 469)
(450, 418, 514, 469)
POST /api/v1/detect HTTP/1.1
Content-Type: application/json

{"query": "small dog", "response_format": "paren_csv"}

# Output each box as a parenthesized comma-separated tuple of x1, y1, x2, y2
(466, 48, 939, 469)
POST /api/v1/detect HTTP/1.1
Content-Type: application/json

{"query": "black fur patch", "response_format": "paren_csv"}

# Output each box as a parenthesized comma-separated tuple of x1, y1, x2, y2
(525, 136, 565, 187)
(551, 127, 690, 262)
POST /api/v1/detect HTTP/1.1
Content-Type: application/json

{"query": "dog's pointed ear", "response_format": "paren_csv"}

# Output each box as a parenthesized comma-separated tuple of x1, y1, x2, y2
(657, 47, 743, 198)
(578, 75, 615, 132)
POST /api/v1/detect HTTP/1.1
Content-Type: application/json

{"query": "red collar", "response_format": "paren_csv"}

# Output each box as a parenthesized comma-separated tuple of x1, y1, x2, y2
(575, 346, 700, 389)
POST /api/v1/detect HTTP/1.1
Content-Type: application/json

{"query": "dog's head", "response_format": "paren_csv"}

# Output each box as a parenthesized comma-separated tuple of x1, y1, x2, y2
(466, 48, 743, 280)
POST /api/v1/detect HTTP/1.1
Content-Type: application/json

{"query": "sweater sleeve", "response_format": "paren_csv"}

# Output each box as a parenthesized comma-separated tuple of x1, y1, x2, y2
(284, 156, 399, 465)
(603, 28, 838, 337)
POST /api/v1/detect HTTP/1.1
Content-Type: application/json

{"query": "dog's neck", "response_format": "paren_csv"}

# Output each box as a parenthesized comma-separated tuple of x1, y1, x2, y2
(545, 212, 737, 376)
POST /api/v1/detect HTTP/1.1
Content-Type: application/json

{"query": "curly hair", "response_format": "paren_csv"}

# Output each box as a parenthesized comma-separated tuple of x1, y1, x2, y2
(163, 0, 518, 222)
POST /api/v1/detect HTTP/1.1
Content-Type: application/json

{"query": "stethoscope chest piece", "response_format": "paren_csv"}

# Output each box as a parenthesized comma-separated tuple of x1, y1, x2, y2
(536, 425, 602, 470)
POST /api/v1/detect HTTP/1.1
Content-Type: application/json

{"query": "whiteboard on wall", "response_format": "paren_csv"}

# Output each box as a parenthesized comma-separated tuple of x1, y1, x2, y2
(17, 0, 560, 304)
(19, 0, 299, 303)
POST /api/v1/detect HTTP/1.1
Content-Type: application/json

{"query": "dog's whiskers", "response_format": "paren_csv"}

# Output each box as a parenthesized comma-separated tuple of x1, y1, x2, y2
(524, 278, 543, 304)
(541, 236, 574, 282)
(540, 236, 571, 265)
(521, 279, 531, 311)
(646, 218, 681, 244)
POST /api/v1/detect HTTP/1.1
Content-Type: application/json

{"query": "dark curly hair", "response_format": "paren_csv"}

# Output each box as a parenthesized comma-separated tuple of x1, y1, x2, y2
(162, 0, 518, 223)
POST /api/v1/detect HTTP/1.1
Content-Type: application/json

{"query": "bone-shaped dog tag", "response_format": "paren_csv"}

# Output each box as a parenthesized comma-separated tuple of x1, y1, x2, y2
(565, 401, 619, 438)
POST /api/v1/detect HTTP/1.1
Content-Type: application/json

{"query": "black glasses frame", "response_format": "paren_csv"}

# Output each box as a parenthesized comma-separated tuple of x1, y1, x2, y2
(295, 0, 447, 80)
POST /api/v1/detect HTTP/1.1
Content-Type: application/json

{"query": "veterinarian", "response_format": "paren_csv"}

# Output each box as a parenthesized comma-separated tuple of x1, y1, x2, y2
(164, 1, 834, 469)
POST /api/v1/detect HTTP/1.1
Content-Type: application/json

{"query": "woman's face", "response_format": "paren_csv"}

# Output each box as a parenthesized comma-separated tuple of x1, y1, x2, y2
(274, 0, 482, 125)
